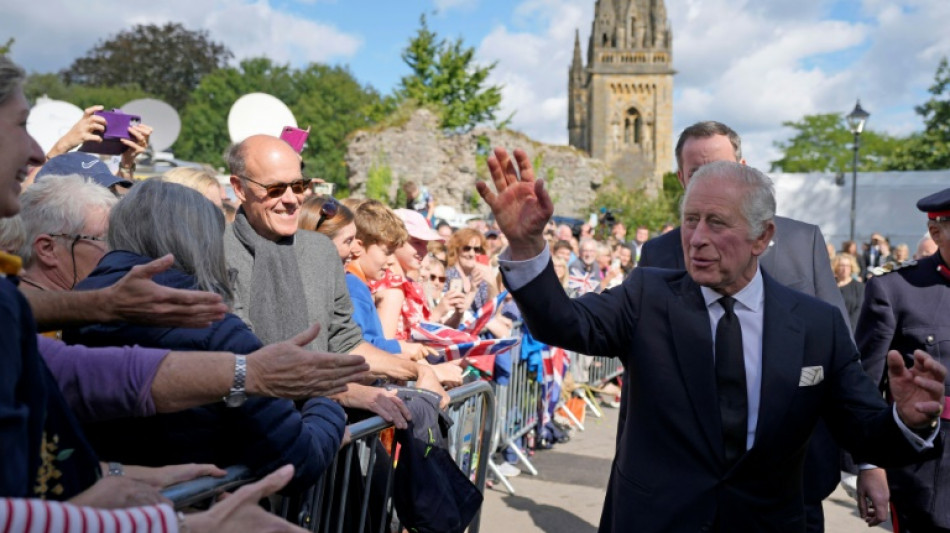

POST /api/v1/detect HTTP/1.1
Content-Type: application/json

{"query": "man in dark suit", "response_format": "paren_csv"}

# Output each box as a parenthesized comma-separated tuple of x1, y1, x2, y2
(475, 149, 945, 532)
(637, 121, 861, 531)
(856, 188, 950, 532)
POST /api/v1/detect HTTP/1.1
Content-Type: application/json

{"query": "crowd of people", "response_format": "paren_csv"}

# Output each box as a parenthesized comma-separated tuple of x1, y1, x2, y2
(2, 47, 949, 533)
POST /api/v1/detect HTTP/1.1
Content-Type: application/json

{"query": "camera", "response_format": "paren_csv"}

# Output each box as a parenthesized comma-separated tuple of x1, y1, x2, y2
(79, 109, 141, 155)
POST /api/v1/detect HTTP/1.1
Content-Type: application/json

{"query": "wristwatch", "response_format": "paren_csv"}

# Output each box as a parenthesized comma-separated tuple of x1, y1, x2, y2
(224, 354, 247, 407)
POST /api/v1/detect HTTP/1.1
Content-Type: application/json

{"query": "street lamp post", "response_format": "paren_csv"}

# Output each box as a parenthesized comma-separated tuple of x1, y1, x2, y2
(846, 100, 870, 243)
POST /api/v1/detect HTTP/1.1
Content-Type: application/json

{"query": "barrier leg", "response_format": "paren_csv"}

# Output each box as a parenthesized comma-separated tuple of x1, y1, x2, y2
(556, 401, 585, 431)
(504, 436, 539, 476)
(578, 387, 603, 418)
(488, 459, 517, 495)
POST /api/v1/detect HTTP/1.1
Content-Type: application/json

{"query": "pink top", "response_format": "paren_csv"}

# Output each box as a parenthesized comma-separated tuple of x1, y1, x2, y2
(369, 270, 429, 340)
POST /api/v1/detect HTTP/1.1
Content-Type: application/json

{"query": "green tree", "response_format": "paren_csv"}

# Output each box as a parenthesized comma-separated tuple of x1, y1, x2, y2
(397, 15, 503, 131)
(589, 171, 682, 234)
(24, 72, 148, 110)
(61, 23, 232, 109)
(0, 38, 13, 55)
(885, 57, 950, 170)
(176, 58, 382, 190)
(769, 113, 902, 173)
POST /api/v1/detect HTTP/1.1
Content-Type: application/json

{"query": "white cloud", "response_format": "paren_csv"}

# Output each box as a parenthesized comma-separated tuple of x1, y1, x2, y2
(473, 0, 949, 174)
(4, 0, 361, 74)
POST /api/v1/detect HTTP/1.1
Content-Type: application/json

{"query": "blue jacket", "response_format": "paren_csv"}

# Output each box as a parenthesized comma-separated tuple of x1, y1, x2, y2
(63, 251, 346, 492)
(345, 272, 401, 354)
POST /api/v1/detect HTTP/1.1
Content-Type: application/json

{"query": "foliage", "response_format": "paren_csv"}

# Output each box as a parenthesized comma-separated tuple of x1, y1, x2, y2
(61, 23, 232, 109)
(590, 171, 682, 234)
(366, 160, 393, 202)
(397, 15, 503, 132)
(885, 57, 950, 170)
(769, 113, 902, 173)
(175, 58, 382, 190)
(0, 38, 13, 55)
(23, 72, 148, 110)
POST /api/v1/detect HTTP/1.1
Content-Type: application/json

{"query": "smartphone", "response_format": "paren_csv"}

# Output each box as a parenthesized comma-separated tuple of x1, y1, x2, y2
(280, 126, 310, 153)
(611, 258, 621, 269)
(449, 278, 463, 293)
(476, 254, 490, 266)
(79, 109, 141, 155)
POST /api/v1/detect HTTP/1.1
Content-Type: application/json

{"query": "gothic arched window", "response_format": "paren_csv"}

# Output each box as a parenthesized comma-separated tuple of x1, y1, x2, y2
(624, 108, 642, 145)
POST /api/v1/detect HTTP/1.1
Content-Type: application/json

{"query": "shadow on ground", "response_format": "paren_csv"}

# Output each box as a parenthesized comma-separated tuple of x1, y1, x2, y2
(502, 493, 598, 533)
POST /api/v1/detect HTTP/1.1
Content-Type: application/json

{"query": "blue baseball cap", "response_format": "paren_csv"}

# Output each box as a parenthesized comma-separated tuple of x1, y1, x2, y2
(35, 152, 133, 189)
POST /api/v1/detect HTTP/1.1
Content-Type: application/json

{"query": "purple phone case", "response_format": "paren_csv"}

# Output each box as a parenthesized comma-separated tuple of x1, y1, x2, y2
(79, 110, 141, 155)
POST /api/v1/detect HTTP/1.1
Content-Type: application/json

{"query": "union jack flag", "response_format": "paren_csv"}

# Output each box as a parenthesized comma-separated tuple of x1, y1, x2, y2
(568, 273, 597, 295)
(541, 346, 571, 422)
(459, 290, 508, 335)
(410, 321, 518, 379)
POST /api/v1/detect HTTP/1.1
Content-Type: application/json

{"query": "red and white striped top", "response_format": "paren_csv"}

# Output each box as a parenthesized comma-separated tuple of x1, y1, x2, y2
(0, 499, 177, 533)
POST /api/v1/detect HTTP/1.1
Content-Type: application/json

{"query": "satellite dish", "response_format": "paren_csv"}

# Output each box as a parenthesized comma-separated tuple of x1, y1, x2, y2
(227, 93, 296, 143)
(27, 98, 84, 154)
(123, 98, 181, 153)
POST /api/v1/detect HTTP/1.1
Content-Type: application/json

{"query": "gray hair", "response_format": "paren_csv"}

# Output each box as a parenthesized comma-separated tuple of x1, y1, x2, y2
(0, 215, 24, 255)
(18, 175, 117, 267)
(109, 179, 233, 304)
(0, 55, 25, 106)
(226, 141, 248, 178)
(675, 121, 742, 171)
(683, 161, 775, 240)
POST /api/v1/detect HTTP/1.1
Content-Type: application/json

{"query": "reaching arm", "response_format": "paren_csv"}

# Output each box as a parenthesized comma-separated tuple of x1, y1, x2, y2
(23, 255, 227, 331)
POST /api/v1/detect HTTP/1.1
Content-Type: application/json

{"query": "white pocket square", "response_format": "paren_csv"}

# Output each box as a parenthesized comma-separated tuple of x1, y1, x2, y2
(799, 366, 824, 387)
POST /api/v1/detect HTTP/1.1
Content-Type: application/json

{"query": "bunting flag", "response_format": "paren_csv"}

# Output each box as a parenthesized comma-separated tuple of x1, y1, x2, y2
(568, 273, 597, 295)
(459, 290, 508, 335)
(411, 321, 475, 345)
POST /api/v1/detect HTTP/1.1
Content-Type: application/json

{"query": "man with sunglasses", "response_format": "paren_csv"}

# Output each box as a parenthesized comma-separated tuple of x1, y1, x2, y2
(225, 135, 459, 407)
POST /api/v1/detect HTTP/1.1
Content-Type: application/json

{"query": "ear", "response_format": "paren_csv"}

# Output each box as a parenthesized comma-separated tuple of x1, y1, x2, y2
(32, 235, 59, 268)
(350, 238, 365, 258)
(676, 169, 687, 189)
(230, 175, 247, 204)
(751, 220, 776, 257)
(928, 222, 942, 245)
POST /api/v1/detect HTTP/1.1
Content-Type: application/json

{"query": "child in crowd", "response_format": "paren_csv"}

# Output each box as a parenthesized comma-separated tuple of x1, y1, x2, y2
(345, 200, 434, 361)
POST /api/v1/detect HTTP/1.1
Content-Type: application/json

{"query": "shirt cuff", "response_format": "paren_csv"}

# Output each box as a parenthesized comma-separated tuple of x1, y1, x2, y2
(498, 246, 551, 291)
(892, 403, 938, 450)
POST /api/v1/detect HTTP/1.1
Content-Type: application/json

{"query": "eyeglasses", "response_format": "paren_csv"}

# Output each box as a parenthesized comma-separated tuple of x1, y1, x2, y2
(315, 197, 340, 230)
(460, 245, 485, 253)
(428, 274, 447, 283)
(241, 175, 312, 198)
(48, 233, 106, 243)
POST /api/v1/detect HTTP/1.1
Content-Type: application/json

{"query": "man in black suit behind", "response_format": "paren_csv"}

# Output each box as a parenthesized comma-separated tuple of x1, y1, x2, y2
(638, 121, 873, 531)
(475, 150, 945, 532)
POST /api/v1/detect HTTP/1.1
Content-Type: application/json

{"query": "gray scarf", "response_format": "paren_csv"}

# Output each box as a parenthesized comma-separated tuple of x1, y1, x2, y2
(231, 208, 309, 345)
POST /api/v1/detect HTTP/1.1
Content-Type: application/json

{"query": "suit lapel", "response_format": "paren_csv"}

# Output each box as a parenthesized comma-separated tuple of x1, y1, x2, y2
(668, 276, 721, 456)
(751, 274, 805, 450)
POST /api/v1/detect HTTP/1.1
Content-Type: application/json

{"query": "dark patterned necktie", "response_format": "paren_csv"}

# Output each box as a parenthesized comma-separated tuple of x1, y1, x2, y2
(716, 296, 747, 466)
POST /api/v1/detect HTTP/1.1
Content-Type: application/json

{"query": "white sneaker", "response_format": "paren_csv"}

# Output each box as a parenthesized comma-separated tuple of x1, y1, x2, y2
(495, 462, 521, 478)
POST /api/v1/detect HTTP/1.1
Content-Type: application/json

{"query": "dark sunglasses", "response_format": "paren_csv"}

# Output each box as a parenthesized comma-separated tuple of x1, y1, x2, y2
(242, 175, 312, 198)
(315, 197, 340, 230)
(428, 274, 447, 283)
(461, 245, 485, 253)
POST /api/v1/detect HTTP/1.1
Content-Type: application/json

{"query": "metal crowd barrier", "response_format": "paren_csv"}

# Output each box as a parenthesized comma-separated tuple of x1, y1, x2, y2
(163, 380, 495, 533)
(568, 353, 624, 420)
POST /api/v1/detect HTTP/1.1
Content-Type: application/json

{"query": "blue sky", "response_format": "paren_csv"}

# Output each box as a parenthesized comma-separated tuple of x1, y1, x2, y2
(5, 0, 949, 171)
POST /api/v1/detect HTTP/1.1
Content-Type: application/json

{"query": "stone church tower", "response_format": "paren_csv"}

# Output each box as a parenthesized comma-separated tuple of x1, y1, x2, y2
(569, 0, 674, 192)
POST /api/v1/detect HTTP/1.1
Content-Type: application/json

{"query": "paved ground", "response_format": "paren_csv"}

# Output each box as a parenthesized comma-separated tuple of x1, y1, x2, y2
(480, 405, 892, 532)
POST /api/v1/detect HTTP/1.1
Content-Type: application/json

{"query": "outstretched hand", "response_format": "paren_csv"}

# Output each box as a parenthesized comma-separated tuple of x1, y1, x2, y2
(106, 254, 228, 328)
(888, 349, 947, 430)
(475, 147, 553, 260)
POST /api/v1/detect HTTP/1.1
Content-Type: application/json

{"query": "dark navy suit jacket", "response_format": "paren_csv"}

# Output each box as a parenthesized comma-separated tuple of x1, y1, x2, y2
(638, 216, 848, 504)
(508, 262, 921, 532)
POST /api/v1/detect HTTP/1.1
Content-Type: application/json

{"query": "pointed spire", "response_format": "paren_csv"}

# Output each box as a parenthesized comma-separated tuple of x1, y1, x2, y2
(571, 29, 583, 74)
